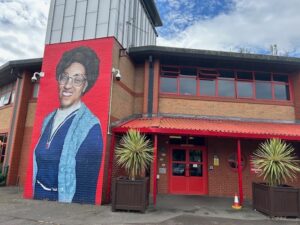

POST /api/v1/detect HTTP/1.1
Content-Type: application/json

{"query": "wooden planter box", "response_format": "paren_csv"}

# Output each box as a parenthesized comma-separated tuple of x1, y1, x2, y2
(111, 177, 149, 213)
(252, 182, 300, 217)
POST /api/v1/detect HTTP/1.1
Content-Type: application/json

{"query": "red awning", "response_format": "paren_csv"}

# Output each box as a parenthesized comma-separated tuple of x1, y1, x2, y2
(113, 117, 300, 140)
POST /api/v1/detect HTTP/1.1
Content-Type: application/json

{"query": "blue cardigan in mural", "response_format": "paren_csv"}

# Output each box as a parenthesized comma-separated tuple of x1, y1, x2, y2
(33, 103, 103, 204)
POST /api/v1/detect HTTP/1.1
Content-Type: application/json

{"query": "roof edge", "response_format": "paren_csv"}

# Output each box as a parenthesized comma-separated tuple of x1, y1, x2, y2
(0, 58, 43, 73)
(140, 0, 163, 27)
(128, 45, 300, 65)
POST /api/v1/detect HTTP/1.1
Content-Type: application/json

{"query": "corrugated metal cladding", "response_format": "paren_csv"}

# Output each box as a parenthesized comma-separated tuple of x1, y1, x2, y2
(45, 0, 158, 48)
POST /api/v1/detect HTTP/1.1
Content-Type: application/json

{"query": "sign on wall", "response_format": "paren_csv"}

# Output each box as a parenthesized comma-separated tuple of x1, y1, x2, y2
(24, 38, 114, 205)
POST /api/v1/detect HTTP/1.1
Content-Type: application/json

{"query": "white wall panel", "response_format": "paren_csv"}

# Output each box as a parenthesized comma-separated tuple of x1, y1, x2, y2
(73, 27, 84, 41)
(65, 0, 76, 16)
(74, 1, 87, 27)
(87, 0, 99, 12)
(85, 12, 97, 39)
(61, 16, 74, 42)
(46, 0, 158, 48)
(52, 4, 64, 30)
(56, 0, 65, 5)
(108, 0, 119, 37)
(96, 0, 110, 37)
(51, 30, 62, 43)
(45, 0, 56, 43)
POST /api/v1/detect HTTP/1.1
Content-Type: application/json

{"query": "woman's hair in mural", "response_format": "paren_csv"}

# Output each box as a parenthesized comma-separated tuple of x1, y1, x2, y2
(56, 46, 100, 94)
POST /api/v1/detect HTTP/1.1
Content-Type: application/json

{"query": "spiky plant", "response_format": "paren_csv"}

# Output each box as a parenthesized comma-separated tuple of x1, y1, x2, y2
(115, 129, 153, 180)
(251, 138, 300, 186)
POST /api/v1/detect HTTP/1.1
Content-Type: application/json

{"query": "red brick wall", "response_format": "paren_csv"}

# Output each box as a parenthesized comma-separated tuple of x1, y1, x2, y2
(159, 97, 295, 121)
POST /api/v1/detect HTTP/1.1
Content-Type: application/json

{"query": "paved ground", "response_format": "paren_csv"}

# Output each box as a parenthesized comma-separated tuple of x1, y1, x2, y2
(0, 187, 299, 225)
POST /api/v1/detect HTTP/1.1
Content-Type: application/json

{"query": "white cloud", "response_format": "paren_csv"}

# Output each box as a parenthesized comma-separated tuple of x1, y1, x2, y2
(1, 0, 300, 66)
(157, 0, 300, 57)
(0, 0, 50, 66)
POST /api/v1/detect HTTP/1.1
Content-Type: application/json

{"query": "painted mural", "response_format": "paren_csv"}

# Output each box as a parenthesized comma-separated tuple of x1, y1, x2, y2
(24, 38, 113, 204)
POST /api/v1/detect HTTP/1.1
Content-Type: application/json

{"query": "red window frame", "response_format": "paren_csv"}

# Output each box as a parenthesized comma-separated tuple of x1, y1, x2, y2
(159, 65, 292, 103)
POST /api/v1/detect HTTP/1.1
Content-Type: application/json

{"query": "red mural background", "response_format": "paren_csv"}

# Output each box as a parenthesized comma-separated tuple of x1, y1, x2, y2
(24, 38, 114, 204)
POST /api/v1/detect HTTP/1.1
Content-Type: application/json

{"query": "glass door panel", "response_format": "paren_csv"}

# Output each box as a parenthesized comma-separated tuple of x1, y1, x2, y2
(189, 164, 202, 176)
(172, 163, 186, 176)
(172, 149, 186, 161)
(189, 150, 202, 162)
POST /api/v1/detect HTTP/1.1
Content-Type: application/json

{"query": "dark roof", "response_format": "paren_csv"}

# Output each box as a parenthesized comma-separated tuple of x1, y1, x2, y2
(140, 0, 162, 27)
(0, 58, 42, 87)
(129, 46, 300, 73)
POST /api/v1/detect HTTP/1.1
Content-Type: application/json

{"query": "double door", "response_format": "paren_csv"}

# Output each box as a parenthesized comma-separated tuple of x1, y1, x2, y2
(169, 147, 207, 195)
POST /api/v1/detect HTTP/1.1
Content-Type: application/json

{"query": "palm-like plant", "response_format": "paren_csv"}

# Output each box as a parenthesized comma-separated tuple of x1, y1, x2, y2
(252, 138, 300, 186)
(115, 129, 153, 180)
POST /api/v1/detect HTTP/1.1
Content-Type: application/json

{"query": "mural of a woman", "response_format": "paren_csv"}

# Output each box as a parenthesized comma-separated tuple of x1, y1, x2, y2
(33, 46, 103, 204)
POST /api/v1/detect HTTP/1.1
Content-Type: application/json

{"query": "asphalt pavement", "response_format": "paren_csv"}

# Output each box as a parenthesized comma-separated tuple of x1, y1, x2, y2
(0, 187, 299, 225)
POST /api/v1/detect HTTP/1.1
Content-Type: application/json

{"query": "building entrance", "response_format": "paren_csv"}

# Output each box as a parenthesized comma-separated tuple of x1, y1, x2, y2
(169, 147, 207, 195)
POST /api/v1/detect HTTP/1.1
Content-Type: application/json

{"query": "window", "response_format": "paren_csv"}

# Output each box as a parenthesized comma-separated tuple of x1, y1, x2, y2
(0, 83, 15, 107)
(32, 83, 40, 98)
(180, 77, 196, 95)
(237, 82, 253, 98)
(168, 135, 205, 146)
(273, 73, 290, 101)
(160, 65, 291, 102)
(255, 82, 272, 99)
(218, 79, 235, 97)
(0, 134, 8, 163)
(218, 70, 235, 97)
(236, 71, 253, 98)
(160, 66, 179, 94)
(160, 77, 177, 93)
(200, 78, 215, 96)
(274, 84, 289, 100)
(228, 153, 245, 171)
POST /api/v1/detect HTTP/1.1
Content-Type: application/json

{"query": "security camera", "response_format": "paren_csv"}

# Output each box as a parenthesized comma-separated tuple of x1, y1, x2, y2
(31, 72, 45, 83)
(31, 74, 38, 82)
(115, 72, 121, 81)
(112, 68, 122, 81)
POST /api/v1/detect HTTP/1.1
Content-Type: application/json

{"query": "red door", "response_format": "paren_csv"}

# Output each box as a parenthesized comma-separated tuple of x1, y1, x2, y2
(169, 147, 207, 195)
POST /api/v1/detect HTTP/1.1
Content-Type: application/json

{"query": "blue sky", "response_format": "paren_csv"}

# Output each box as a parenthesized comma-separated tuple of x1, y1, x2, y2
(155, 0, 300, 57)
(1, 0, 300, 66)
(155, 0, 234, 38)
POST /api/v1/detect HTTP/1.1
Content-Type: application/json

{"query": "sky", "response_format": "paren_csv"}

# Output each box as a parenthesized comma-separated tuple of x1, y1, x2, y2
(1, 0, 300, 66)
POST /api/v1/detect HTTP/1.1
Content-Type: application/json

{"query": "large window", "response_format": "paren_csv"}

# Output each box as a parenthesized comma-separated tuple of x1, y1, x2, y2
(160, 66, 291, 102)
(0, 83, 15, 107)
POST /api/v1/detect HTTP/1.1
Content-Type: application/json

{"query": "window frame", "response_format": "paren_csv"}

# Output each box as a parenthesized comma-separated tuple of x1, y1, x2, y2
(0, 83, 15, 108)
(159, 65, 292, 103)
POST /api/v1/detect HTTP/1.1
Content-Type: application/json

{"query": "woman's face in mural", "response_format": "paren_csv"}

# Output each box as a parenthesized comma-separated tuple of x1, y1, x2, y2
(58, 62, 87, 109)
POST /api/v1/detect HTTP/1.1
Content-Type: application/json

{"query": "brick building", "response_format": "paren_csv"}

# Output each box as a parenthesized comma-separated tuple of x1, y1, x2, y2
(0, 0, 300, 205)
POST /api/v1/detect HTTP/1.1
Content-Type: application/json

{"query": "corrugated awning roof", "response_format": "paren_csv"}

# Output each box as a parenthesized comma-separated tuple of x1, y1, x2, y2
(113, 117, 300, 140)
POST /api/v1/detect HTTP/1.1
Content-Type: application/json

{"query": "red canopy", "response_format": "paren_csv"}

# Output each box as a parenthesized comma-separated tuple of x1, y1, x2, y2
(113, 117, 300, 140)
